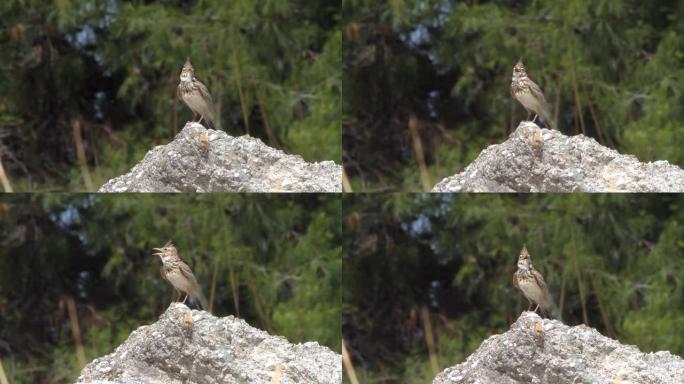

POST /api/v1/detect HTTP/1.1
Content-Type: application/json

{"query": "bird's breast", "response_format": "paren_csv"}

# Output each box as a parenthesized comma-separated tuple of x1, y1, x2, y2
(178, 81, 194, 93)
(515, 88, 544, 111)
(165, 269, 193, 292)
(517, 274, 544, 301)
(179, 85, 209, 113)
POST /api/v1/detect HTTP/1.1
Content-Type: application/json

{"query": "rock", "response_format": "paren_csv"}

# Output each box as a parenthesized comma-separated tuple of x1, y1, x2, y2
(432, 122, 684, 192)
(75, 303, 342, 384)
(433, 311, 684, 384)
(99, 123, 341, 192)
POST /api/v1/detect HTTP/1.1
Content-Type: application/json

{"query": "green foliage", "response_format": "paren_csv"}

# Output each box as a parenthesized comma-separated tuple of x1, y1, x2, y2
(0, 194, 341, 383)
(0, 0, 340, 191)
(272, 211, 342, 350)
(621, 218, 684, 353)
(343, 194, 684, 383)
(343, 0, 684, 191)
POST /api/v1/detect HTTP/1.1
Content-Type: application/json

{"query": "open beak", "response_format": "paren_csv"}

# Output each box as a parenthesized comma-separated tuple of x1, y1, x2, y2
(152, 247, 163, 255)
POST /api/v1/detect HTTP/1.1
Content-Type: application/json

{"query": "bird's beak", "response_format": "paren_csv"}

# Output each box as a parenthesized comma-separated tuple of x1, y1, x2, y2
(152, 248, 162, 255)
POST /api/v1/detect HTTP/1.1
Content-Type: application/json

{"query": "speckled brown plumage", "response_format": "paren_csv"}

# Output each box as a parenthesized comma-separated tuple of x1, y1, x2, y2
(513, 245, 551, 315)
(177, 59, 216, 129)
(510, 58, 551, 128)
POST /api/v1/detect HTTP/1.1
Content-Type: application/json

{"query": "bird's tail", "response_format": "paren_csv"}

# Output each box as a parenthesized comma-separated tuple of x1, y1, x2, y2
(205, 115, 216, 130)
(540, 106, 554, 130)
(204, 104, 217, 129)
(543, 298, 560, 319)
(187, 288, 208, 311)
(194, 290, 208, 311)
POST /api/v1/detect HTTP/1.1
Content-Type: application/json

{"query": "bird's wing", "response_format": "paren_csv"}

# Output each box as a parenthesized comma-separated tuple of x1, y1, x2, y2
(179, 261, 207, 308)
(179, 261, 200, 290)
(194, 78, 216, 127)
(528, 78, 552, 123)
(194, 78, 214, 104)
(512, 271, 519, 288)
(531, 268, 548, 291)
(528, 79, 548, 104)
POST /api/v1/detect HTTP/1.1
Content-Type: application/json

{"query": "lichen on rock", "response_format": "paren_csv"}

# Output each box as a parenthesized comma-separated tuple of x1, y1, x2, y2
(433, 311, 684, 384)
(433, 122, 684, 192)
(99, 122, 341, 193)
(76, 303, 342, 384)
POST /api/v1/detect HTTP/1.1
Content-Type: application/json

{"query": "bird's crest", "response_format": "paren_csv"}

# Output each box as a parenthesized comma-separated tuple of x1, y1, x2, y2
(513, 57, 526, 74)
(182, 58, 193, 72)
(519, 245, 530, 260)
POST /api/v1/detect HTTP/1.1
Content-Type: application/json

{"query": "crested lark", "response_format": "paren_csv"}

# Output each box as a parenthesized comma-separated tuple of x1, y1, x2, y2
(153, 241, 206, 309)
(513, 245, 552, 316)
(177, 59, 216, 128)
(510, 58, 552, 128)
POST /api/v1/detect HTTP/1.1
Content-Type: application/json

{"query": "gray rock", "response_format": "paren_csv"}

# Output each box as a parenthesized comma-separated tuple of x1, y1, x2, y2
(99, 123, 341, 192)
(433, 311, 683, 384)
(76, 303, 342, 384)
(432, 122, 684, 192)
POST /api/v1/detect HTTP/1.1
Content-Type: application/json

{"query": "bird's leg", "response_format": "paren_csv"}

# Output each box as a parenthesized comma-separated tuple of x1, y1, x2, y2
(527, 301, 533, 311)
(198, 116, 204, 124)
(174, 289, 182, 302)
(181, 294, 188, 304)
(192, 113, 198, 122)
(533, 304, 540, 313)
(526, 111, 532, 121)
(532, 113, 538, 123)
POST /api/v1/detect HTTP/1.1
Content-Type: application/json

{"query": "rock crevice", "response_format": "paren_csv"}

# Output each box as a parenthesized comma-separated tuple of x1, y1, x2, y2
(76, 303, 342, 384)
(99, 123, 342, 192)
(433, 123, 684, 192)
(434, 311, 683, 384)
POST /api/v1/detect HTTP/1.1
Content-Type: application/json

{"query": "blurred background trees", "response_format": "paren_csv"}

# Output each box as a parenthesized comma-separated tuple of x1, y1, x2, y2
(0, 0, 341, 191)
(343, 0, 684, 191)
(0, 194, 341, 383)
(342, 194, 684, 383)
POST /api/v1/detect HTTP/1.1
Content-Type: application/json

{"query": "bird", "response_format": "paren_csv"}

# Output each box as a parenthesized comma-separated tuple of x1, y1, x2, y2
(153, 241, 207, 309)
(510, 58, 552, 128)
(177, 59, 216, 129)
(512, 245, 553, 317)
